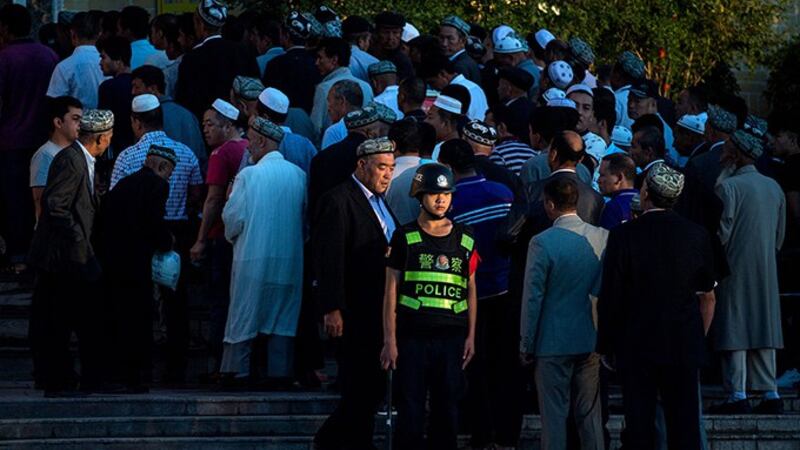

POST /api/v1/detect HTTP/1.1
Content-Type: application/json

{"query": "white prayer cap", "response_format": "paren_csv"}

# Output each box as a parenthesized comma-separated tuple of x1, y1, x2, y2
(547, 98, 576, 109)
(542, 87, 566, 103)
(494, 34, 526, 54)
(402, 22, 420, 43)
(535, 28, 556, 49)
(212, 98, 240, 122)
(492, 25, 515, 46)
(258, 87, 290, 114)
(583, 133, 607, 162)
(611, 126, 633, 148)
(676, 114, 707, 135)
(548, 60, 573, 90)
(433, 95, 463, 115)
(132, 94, 160, 113)
(566, 83, 593, 97)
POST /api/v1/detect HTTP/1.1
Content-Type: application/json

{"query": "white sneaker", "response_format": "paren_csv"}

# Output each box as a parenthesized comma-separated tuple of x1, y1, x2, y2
(776, 368, 800, 388)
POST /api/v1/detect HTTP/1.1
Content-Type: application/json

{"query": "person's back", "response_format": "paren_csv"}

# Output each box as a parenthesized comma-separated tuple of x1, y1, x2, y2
(279, 130, 317, 174)
(160, 98, 207, 166)
(717, 167, 784, 254)
(308, 132, 366, 215)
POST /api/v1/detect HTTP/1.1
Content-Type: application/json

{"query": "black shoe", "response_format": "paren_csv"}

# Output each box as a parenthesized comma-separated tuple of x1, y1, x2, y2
(708, 399, 752, 414)
(753, 398, 783, 414)
(44, 389, 89, 398)
(124, 384, 150, 394)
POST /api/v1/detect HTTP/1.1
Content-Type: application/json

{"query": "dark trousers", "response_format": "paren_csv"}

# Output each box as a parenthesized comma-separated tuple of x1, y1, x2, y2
(0, 148, 35, 262)
(315, 330, 385, 450)
(112, 277, 153, 386)
(29, 269, 101, 391)
(160, 220, 192, 381)
(396, 333, 465, 450)
(208, 237, 232, 371)
(294, 245, 324, 378)
(466, 293, 523, 447)
(620, 361, 701, 450)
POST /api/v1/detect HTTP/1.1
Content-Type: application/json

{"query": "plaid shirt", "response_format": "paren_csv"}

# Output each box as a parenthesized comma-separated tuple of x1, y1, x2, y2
(111, 131, 203, 220)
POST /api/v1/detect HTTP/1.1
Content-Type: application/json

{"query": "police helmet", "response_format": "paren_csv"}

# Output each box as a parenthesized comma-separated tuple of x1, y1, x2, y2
(409, 163, 456, 198)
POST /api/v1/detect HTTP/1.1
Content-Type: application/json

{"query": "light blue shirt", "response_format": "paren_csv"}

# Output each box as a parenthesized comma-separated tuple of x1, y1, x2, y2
(321, 119, 347, 150)
(311, 67, 373, 135)
(46, 45, 109, 108)
(374, 85, 404, 119)
(450, 74, 488, 121)
(160, 96, 207, 167)
(131, 39, 166, 70)
(163, 55, 181, 99)
(257, 47, 286, 78)
(352, 174, 396, 241)
(658, 113, 683, 167)
(349, 45, 379, 83)
(614, 85, 633, 128)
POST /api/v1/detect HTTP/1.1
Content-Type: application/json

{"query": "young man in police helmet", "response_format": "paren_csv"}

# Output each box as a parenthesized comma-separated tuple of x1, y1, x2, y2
(380, 163, 478, 450)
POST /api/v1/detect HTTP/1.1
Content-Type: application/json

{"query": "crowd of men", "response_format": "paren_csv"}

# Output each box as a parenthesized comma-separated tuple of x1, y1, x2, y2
(1, 1, 799, 449)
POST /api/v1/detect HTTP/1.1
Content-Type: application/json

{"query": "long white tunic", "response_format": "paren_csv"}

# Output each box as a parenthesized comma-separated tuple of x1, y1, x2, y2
(222, 151, 307, 343)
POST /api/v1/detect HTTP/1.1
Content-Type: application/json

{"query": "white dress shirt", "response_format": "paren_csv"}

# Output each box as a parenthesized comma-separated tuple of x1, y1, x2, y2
(450, 74, 488, 121)
(46, 45, 109, 108)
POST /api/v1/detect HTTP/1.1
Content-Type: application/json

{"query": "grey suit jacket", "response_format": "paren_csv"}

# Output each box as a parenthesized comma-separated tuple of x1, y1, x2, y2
(520, 214, 609, 357)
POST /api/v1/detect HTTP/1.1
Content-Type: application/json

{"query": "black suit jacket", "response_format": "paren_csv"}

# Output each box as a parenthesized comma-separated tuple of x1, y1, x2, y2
(29, 144, 98, 275)
(95, 167, 172, 282)
(312, 178, 397, 340)
(308, 132, 366, 218)
(263, 47, 321, 114)
(597, 210, 715, 369)
(175, 37, 259, 119)
(452, 51, 482, 84)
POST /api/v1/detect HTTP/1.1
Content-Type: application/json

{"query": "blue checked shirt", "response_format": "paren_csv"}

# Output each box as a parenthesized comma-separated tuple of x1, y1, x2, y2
(111, 131, 203, 221)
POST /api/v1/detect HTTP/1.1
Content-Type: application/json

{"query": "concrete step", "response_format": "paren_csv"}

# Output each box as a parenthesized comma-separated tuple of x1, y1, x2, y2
(0, 436, 317, 450)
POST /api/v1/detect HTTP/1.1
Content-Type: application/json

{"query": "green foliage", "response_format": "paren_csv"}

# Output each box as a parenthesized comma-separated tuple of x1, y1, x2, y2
(765, 35, 800, 120)
(234, 0, 789, 96)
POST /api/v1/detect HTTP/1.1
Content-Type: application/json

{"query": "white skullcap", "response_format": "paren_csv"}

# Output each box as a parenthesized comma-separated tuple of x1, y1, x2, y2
(542, 88, 566, 103)
(583, 133, 607, 161)
(492, 25, 515, 46)
(566, 83, 593, 97)
(611, 126, 633, 148)
(677, 114, 707, 135)
(433, 95, 463, 115)
(258, 87, 290, 114)
(212, 98, 240, 122)
(494, 34, 526, 54)
(548, 60, 573, 90)
(535, 28, 556, 49)
(402, 22, 420, 43)
(547, 98, 577, 109)
(132, 94, 160, 113)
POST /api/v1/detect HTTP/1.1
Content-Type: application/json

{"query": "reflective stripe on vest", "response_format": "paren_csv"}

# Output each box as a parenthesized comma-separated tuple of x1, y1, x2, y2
(405, 231, 422, 245)
(399, 295, 468, 314)
(460, 234, 474, 251)
(404, 270, 467, 288)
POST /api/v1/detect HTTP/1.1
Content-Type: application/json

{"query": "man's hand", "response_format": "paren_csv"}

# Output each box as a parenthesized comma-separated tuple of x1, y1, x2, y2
(324, 309, 344, 337)
(189, 240, 206, 263)
(462, 335, 476, 369)
(380, 341, 398, 370)
(519, 352, 534, 367)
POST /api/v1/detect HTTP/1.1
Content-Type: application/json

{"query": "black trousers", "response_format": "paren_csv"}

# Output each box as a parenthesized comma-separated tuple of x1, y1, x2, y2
(0, 148, 35, 262)
(29, 268, 101, 391)
(466, 293, 523, 447)
(396, 332, 465, 450)
(207, 237, 232, 371)
(111, 277, 153, 386)
(294, 245, 324, 378)
(620, 361, 701, 450)
(315, 330, 385, 450)
(160, 220, 193, 381)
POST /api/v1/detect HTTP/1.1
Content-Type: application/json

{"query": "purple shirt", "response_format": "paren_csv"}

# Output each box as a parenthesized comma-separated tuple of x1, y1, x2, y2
(0, 39, 59, 151)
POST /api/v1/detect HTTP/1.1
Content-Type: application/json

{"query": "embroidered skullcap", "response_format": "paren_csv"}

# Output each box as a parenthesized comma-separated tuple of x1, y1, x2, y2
(498, 67, 534, 91)
(569, 37, 595, 66)
(250, 116, 285, 143)
(232, 76, 265, 101)
(342, 16, 371, 36)
(356, 136, 395, 157)
(630, 193, 643, 213)
(547, 98, 577, 110)
(744, 114, 768, 138)
(402, 23, 420, 43)
(630, 79, 658, 99)
(584, 133, 607, 161)
(707, 104, 737, 134)
(368, 60, 397, 77)
(677, 114, 706, 135)
(730, 129, 764, 160)
(315, 5, 341, 38)
(611, 126, 633, 148)
(494, 34, 526, 54)
(618, 51, 645, 80)
(374, 11, 405, 29)
(304, 13, 324, 38)
(645, 162, 685, 200)
(441, 15, 470, 37)
(344, 106, 380, 129)
(535, 29, 556, 50)
(132, 94, 160, 113)
(433, 95, 463, 115)
(286, 11, 313, 39)
(463, 120, 498, 146)
(369, 101, 397, 124)
(80, 109, 114, 133)
(147, 144, 178, 166)
(212, 99, 240, 122)
(258, 87, 289, 114)
(566, 83, 593, 97)
(492, 25, 516, 46)
(542, 88, 566, 103)
(548, 61, 573, 90)
(197, 0, 227, 27)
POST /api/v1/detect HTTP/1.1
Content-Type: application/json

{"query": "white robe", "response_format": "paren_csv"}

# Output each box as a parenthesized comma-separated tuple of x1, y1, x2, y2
(222, 151, 307, 344)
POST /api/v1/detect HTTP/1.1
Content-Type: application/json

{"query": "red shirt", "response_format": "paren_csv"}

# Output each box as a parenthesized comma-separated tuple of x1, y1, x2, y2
(206, 139, 247, 239)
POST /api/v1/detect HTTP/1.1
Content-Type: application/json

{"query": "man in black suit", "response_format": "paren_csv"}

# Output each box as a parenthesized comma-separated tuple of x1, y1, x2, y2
(28, 109, 114, 396)
(313, 137, 398, 450)
(175, 0, 259, 119)
(96, 144, 175, 392)
(262, 11, 322, 114)
(598, 163, 716, 450)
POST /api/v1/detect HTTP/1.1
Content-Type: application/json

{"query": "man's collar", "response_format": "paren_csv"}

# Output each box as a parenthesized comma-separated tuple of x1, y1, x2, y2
(551, 168, 576, 175)
(193, 34, 221, 49)
(449, 49, 466, 61)
(553, 213, 580, 226)
(352, 173, 376, 199)
(324, 66, 350, 81)
(611, 188, 638, 198)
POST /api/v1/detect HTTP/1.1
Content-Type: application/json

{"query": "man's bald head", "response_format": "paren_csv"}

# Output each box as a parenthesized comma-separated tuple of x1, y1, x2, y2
(548, 130, 586, 171)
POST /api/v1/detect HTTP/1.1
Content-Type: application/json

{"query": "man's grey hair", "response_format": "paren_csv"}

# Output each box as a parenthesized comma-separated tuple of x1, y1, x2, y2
(331, 80, 364, 108)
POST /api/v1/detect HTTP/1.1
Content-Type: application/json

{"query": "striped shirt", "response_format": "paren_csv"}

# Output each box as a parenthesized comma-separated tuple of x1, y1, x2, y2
(490, 138, 539, 175)
(111, 131, 203, 221)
